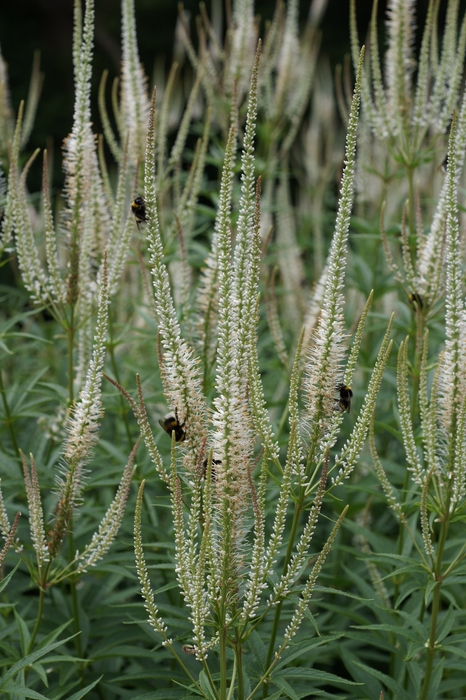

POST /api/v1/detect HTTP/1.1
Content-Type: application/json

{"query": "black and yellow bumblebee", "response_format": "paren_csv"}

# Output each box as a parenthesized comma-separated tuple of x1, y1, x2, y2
(131, 196, 147, 229)
(408, 292, 424, 310)
(202, 457, 221, 480)
(159, 409, 186, 442)
(336, 383, 353, 413)
(438, 154, 448, 174)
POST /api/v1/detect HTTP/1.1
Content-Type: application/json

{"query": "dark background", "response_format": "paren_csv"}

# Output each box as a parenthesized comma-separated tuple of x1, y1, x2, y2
(0, 0, 439, 189)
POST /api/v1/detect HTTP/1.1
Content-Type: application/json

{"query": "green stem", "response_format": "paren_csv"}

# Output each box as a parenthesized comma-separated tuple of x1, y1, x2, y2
(419, 512, 450, 700)
(25, 563, 52, 679)
(407, 165, 416, 249)
(68, 527, 83, 665)
(67, 307, 75, 405)
(235, 633, 244, 700)
(201, 658, 218, 699)
(0, 369, 21, 473)
(220, 626, 227, 700)
(27, 587, 45, 656)
(410, 308, 425, 421)
(226, 653, 237, 700)
(262, 494, 303, 698)
(108, 312, 133, 450)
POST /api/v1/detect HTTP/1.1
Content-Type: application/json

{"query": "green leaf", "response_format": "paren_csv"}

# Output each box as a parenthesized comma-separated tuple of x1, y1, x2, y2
(273, 677, 300, 700)
(1, 684, 51, 699)
(37, 620, 73, 649)
(313, 585, 372, 601)
(198, 670, 216, 700)
(247, 630, 266, 670)
(0, 564, 20, 594)
(0, 634, 78, 688)
(275, 667, 362, 686)
(437, 606, 455, 642)
(14, 611, 30, 657)
(66, 677, 103, 700)
(274, 635, 344, 670)
(352, 661, 412, 700)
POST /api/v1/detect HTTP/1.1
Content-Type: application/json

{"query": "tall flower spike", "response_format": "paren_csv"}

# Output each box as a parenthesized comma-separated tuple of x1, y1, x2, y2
(280, 505, 348, 650)
(21, 452, 49, 568)
(226, 0, 256, 99)
(419, 331, 440, 480)
(196, 92, 238, 366)
(62, 0, 95, 308)
(12, 147, 49, 304)
(107, 137, 134, 296)
(316, 291, 376, 464)
(239, 457, 267, 625)
(234, 40, 260, 385)
(0, 513, 21, 567)
(247, 184, 280, 461)
(120, 0, 150, 165)
(42, 151, 66, 304)
(144, 88, 208, 466)
(211, 124, 253, 600)
(76, 439, 138, 573)
(417, 85, 466, 304)
(274, 0, 299, 113)
(397, 338, 425, 486)
(1, 95, 24, 255)
(49, 256, 109, 557)
(439, 111, 466, 503)
(134, 481, 169, 638)
(271, 459, 329, 605)
(331, 315, 393, 487)
(302, 47, 364, 446)
(384, 0, 416, 135)
(0, 480, 11, 543)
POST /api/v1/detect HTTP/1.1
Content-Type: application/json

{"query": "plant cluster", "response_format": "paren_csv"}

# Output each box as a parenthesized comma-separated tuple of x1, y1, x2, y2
(0, 0, 465, 699)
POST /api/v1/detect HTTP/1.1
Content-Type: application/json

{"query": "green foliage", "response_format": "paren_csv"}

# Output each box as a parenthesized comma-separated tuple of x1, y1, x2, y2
(1, 0, 466, 698)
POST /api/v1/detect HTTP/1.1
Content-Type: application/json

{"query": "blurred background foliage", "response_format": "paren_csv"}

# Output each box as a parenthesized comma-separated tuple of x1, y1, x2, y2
(0, 0, 435, 193)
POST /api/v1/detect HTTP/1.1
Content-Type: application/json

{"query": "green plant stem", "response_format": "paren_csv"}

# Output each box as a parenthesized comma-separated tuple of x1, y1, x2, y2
(108, 313, 133, 450)
(220, 626, 228, 700)
(27, 559, 52, 657)
(407, 164, 416, 246)
(67, 307, 75, 405)
(227, 654, 237, 700)
(27, 587, 45, 656)
(201, 658, 218, 699)
(68, 528, 83, 664)
(410, 308, 425, 421)
(419, 511, 450, 700)
(234, 634, 244, 700)
(262, 492, 303, 698)
(0, 369, 21, 473)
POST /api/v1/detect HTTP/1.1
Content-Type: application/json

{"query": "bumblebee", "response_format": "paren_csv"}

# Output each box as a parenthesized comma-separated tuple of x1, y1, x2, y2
(438, 154, 448, 174)
(336, 383, 353, 413)
(408, 292, 424, 310)
(159, 409, 186, 442)
(131, 196, 147, 229)
(181, 645, 196, 655)
(202, 457, 221, 480)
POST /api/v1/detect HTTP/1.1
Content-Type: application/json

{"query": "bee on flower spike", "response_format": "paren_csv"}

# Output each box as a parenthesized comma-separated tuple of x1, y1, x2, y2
(159, 408, 186, 442)
(131, 196, 147, 229)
